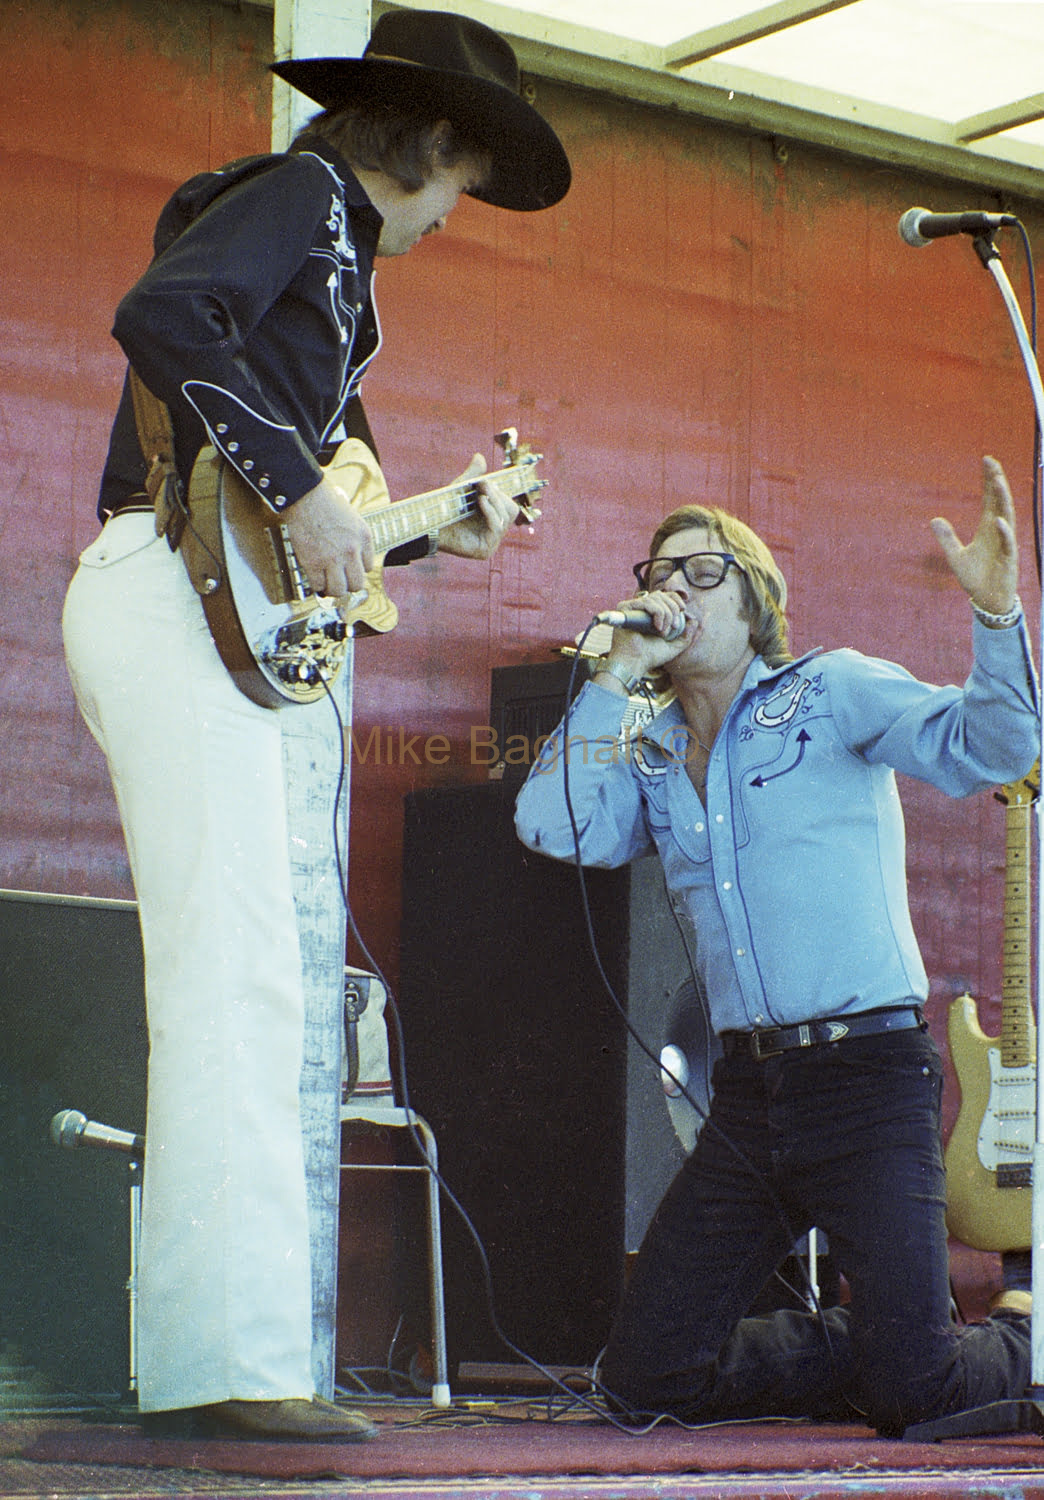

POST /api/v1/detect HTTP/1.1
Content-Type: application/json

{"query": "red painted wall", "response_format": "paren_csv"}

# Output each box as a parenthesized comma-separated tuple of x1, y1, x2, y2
(2, 0, 1041, 1151)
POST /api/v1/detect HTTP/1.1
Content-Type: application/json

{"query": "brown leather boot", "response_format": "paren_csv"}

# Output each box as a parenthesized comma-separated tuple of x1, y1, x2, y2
(201, 1397, 378, 1441)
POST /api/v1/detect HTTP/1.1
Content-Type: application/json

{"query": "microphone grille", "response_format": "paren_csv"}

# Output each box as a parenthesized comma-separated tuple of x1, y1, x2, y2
(898, 207, 930, 248)
(50, 1108, 86, 1148)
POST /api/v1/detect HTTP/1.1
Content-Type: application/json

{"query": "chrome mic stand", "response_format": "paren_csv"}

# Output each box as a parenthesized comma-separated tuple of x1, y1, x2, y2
(904, 227, 1044, 1441)
(51, 1108, 144, 1401)
(126, 1155, 141, 1398)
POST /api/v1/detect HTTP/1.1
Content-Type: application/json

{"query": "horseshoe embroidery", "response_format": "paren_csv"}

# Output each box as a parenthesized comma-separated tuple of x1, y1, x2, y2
(752, 671, 812, 730)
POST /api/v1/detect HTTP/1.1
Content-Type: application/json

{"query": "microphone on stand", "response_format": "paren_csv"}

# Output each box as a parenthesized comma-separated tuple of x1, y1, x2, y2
(51, 1108, 145, 1160)
(595, 608, 686, 641)
(898, 206, 1018, 248)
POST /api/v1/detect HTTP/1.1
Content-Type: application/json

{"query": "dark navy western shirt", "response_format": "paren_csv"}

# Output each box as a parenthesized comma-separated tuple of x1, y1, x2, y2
(98, 139, 422, 561)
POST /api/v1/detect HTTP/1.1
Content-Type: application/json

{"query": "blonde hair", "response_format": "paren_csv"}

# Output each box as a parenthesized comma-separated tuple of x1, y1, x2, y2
(648, 504, 792, 667)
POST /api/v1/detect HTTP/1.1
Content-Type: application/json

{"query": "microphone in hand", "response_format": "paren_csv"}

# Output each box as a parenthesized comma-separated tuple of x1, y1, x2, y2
(596, 608, 685, 642)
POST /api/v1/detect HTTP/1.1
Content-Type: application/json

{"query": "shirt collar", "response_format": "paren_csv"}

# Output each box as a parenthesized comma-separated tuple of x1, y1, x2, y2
(293, 138, 383, 239)
(642, 648, 823, 747)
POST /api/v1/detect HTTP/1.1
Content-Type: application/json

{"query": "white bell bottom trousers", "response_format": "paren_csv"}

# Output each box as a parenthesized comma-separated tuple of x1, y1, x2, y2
(62, 512, 314, 1411)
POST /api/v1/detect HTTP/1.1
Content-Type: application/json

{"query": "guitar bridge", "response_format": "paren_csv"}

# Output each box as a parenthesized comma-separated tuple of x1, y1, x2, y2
(996, 1163, 1033, 1189)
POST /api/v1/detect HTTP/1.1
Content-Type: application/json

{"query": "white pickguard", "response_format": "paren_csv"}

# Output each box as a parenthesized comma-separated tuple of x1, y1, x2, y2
(978, 1046, 1035, 1172)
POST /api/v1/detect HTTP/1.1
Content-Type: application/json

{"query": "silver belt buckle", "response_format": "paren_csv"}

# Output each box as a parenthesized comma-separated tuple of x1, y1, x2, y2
(750, 1029, 765, 1061)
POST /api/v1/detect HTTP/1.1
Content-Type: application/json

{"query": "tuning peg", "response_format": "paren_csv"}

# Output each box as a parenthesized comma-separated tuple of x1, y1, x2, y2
(495, 428, 519, 464)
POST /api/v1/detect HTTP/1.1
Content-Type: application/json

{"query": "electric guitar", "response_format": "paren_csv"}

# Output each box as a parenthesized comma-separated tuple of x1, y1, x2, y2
(944, 768, 1038, 1251)
(185, 429, 544, 709)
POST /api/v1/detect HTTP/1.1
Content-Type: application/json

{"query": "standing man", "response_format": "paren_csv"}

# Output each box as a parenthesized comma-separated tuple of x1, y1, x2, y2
(63, 10, 569, 1442)
(515, 458, 1038, 1435)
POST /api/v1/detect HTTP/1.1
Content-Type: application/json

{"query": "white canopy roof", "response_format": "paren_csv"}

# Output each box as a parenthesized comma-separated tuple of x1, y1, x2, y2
(371, 0, 1044, 200)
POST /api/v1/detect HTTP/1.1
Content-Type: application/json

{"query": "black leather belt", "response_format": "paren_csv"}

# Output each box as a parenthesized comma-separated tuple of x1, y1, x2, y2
(721, 1006, 925, 1062)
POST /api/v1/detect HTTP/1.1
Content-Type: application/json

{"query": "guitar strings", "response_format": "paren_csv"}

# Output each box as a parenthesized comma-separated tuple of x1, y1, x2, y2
(368, 466, 528, 551)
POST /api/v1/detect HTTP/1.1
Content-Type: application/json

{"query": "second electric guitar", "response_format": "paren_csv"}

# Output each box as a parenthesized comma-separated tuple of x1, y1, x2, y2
(944, 769, 1038, 1251)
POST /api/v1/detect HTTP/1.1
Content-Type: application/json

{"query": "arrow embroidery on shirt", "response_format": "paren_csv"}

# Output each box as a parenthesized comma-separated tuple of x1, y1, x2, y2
(750, 729, 811, 786)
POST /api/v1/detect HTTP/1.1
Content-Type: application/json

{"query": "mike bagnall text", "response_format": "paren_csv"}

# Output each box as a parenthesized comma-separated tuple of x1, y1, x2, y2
(343, 724, 679, 773)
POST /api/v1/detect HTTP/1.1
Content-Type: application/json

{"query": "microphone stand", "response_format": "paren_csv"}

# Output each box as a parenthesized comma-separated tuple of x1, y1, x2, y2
(904, 230, 1044, 1441)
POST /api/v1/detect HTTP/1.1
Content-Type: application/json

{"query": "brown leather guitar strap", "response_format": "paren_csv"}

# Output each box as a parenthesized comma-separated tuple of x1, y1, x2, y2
(128, 367, 223, 598)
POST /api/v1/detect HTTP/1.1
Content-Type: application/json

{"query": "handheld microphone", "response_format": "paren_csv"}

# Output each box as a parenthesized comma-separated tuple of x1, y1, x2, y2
(596, 609, 685, 641)
(898, 206, 1018, 248)
(51, 1108, 145, 1159)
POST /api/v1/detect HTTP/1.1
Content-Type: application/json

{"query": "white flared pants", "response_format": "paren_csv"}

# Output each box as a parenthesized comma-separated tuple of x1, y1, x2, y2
(62, 513, 314, 1411)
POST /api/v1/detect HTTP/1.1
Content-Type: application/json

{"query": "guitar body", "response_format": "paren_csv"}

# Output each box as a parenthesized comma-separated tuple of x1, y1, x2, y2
(944, 992, 1033, 1251)
(218, 438, 401, 634)
(186, 448, 346, 709)
(185, 431, 543, 709)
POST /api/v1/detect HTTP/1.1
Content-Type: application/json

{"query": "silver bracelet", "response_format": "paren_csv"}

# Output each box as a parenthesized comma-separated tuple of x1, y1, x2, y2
(970, 594, 1022, 629)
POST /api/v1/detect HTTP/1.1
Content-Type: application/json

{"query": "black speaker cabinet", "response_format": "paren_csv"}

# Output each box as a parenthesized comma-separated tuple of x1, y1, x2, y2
(399, 781, 692, 1374)
(0, 889, 147, 1399)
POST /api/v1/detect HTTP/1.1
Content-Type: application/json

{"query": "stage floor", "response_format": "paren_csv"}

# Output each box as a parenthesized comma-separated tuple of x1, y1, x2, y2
(1, 1247, 1035, 1497)
(6, 1398, 1044, 1500)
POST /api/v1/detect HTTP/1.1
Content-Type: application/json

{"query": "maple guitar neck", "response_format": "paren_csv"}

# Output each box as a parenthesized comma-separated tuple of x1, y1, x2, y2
(365, 468, 527, 555)
(1001, 795, 1034, 1069)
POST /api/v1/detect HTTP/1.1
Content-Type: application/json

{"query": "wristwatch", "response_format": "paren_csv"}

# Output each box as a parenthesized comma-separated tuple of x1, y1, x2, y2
(593, 657, 642, 694)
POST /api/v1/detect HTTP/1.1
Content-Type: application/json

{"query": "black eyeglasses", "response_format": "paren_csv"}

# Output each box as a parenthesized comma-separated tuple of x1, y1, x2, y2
(632, 551, 743, 593)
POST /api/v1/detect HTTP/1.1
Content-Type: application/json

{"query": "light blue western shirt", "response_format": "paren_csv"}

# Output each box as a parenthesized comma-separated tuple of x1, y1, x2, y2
(514, 618, 1039, 1033)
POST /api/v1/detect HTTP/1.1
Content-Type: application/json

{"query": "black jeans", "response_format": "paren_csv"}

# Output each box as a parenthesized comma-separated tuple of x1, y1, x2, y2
(601, 1027, 1030, 1434)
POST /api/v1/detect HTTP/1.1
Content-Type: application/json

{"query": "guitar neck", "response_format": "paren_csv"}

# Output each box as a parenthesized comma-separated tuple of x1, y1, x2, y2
(1001, 799, 1034, 1067)
(366, 466, 526, 555)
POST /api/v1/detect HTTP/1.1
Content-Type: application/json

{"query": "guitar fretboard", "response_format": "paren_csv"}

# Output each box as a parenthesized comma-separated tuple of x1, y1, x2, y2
(366, 463, 532, 554)
(1001, 799, 1033, 1069)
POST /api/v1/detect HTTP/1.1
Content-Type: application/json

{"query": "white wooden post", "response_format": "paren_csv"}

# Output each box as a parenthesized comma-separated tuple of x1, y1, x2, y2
(271, 0, 371, 1402)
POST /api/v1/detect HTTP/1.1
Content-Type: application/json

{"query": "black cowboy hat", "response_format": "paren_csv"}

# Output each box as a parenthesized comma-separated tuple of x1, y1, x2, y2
(271, 9, 570, 212)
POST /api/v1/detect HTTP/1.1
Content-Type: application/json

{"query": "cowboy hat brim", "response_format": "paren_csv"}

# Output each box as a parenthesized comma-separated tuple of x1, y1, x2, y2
(271, 55, 570, 212)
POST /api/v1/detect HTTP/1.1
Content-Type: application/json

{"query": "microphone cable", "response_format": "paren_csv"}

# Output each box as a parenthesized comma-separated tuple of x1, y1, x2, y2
(555, 623, 843, 1401)
(318, 674, 681, 1432)
(988, 218, 1043, 588)
(916, 213, 1041, 587)
(1007, 220, 1041, 588)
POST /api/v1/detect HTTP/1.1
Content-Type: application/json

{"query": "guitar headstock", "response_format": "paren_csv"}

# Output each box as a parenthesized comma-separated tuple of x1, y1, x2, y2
(997, 761, 1040, 806)
(495, 427, 545, 525)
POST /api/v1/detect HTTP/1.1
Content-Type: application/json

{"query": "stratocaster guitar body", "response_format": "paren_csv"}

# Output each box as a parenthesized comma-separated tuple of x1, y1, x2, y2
(187, 431, 543, 709)
(944, 770, 1038, 1252)
(944, 994, 1034, 1250)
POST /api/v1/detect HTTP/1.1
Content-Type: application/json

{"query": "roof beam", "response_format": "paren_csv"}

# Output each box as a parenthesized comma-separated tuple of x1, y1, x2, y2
(251, 0, 1044, 202)
(510, 37, 1044, 201)
(957, 93, 1044, 144)
(664, 0, 862, 70)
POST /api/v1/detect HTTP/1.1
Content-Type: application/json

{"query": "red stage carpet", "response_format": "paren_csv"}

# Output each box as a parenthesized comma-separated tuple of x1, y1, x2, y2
(18, 1410, 1044, 1486)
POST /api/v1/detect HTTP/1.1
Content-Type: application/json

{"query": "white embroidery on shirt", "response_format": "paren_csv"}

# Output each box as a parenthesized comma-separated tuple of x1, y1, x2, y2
(752, 672, 812, 730)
